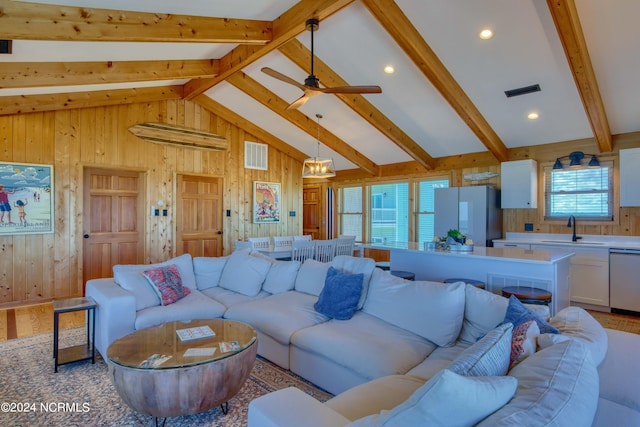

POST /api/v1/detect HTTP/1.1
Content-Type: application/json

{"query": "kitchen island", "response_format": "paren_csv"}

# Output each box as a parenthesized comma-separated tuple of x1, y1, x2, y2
(361, 242, 573, 316)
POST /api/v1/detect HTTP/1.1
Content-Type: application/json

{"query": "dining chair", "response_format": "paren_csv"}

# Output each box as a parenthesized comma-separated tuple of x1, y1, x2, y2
(314, 239, 337, 263)
(272, 236, 294, 249)
(291, 240, 316, 263)
(292, 235, 312, 241)
(234, 240, 252, 252)
(335, 236, 356, 257)
(248, 236, 271, 250)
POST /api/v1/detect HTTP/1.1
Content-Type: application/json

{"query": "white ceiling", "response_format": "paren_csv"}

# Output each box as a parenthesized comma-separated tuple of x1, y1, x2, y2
(1, 0, 638, 172)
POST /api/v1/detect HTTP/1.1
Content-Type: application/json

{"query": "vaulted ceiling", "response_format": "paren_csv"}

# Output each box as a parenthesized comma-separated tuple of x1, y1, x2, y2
(1, 0, 638, 179)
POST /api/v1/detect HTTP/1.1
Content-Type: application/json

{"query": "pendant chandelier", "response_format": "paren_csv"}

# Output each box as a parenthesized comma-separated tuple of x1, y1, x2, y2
(302, 113, 336, 178)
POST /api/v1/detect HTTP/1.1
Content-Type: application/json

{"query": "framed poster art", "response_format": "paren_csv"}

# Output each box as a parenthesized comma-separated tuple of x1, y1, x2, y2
(253, 181, 281, 223)
(0, 162, 54, 235)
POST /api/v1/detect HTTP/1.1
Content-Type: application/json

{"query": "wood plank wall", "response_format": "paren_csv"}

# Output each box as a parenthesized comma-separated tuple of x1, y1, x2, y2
(0, 99, 302, 307)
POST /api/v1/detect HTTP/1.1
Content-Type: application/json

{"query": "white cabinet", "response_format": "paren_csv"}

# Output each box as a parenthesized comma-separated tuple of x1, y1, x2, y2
(531, 244, 609, 307)
(620, 148, 640, 207)
(501, 160, 538, 208)
(493, 242, 531, 249)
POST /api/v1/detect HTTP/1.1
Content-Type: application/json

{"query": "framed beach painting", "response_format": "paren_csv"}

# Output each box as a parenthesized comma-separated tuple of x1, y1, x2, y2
(0, 162, 54, 235)
(253, 181, 281, 223)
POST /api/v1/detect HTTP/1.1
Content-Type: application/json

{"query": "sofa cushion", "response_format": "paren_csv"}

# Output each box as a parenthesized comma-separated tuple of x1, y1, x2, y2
(477, 339, 599, 427)
(459, 284, 550, 345)
(193, 256, 228, 290)
(292, 311, 437, 381)
(113, 253, 196, 311)
(331, 256, 376, 309)
(538, 306, 608, 366)
(224, 291, 328, 345)
(406, 342, 469, 381)
(218, 251, 271, 297)
(201, 287, 270, 309)
(448, 322, 513, 377)
(314, 267, 363, 320)
(134, 289, 226, 330)
(263, 260, 301, 294)
(294, 260, 332, 296)
(364, 269, 465, 347)
(143, 264, 191, 306)
(326, 375, 426, 422)
(502, 295, 558, 334)
(348, 369, 517, 427)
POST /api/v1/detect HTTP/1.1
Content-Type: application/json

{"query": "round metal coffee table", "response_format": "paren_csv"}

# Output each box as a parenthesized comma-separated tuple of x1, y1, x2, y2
(106, 319, 257, 418)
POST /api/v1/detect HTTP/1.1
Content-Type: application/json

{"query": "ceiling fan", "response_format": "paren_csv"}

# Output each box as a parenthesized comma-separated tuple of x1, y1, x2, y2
(261, 18, 382, 110)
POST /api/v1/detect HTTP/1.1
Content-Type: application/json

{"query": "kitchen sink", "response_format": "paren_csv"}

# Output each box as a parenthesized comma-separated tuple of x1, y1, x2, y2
(540, 240, 605, 245)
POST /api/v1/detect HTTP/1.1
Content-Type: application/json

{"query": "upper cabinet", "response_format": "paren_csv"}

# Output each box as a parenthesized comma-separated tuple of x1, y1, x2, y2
(620, 148, 640, 207)
(500, 160, 538, 208)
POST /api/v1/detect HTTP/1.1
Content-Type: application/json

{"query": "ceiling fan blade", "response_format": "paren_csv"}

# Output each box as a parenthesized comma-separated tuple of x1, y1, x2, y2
(261, 67, 308, 91)
(320, 85, 382, 94)
(286, 90, 322, 110)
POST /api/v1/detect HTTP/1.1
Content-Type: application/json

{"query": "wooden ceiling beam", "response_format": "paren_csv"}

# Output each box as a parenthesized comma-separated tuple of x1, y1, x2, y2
(361, 0, 509, 163)
(0, 0, 271, 43)
(0, 60, 219, 89)
(0, 85, 183, 116)
(546, 0, 613, 152)
(278, 39, 436, 170)
(226, 72, 379, 176)
(183, 0, 355, 99)
(194, 95, 309, 163)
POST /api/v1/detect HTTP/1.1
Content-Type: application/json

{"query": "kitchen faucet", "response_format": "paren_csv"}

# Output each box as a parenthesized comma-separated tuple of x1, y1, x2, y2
(567, 215, 581, 242)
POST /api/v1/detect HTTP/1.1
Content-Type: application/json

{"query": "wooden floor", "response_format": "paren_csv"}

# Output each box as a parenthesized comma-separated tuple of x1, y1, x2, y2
(1, 303, 639, 342)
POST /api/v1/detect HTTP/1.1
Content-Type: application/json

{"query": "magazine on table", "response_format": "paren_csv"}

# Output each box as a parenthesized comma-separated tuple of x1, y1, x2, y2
(219, 340, 241, 353)
(176, 325, 216, 342)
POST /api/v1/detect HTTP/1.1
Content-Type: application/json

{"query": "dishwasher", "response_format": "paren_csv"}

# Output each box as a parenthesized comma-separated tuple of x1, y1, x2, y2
(609, 248, 640, 314)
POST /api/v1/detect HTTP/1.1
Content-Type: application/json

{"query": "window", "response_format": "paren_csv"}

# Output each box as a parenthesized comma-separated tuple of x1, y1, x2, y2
(416, 178, 449, 242)
(339, 186, 363, 241)
(544, 161, 613, 221)
(370, 183, 408, 244)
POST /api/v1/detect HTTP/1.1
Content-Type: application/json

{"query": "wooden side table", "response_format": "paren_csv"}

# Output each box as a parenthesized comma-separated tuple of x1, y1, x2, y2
(53, 296, 97, 373)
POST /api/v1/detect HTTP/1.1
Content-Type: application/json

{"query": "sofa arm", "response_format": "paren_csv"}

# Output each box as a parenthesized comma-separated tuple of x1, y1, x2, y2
(598, 329, 640, 412)
(85, 278, 136, 359)
(248, 387, 351, 427)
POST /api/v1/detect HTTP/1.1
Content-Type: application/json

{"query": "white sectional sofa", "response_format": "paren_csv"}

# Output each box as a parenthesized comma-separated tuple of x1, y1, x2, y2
(85, 250, 640, 426)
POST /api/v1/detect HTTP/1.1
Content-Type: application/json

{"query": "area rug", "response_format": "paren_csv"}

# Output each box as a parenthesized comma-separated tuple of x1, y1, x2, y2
(0, 327, 333, 426)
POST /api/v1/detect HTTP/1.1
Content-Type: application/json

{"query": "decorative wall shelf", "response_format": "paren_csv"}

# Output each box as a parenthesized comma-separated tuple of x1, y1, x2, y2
(128, 123, 228, 151)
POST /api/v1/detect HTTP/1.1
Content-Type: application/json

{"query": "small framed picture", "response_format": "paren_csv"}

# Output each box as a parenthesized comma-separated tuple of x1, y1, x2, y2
(0, 162, 54, 235)
(253, 181, 281, 223)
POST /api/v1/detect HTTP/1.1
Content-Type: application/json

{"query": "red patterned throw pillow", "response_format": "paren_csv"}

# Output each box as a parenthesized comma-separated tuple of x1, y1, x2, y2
(143, 264, 190, 306)
(510, 319, 540, 368)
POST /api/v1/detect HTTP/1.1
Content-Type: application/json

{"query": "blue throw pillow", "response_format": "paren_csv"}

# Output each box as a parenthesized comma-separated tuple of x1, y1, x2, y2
(502, 295, 559, 334)
(314, 267, 364, 320)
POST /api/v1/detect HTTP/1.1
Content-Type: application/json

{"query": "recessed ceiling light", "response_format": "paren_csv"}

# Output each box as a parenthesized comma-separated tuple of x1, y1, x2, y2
(479, 28, 494, 40)
(384, 65, 395, 74)
(528, 112, 539, 120)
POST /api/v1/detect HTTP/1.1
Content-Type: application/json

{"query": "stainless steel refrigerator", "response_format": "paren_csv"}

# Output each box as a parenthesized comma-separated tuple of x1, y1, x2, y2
(434, 185, 502, 247)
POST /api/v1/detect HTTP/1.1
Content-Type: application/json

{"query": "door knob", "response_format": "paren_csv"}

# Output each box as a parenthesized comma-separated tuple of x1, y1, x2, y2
(217, 231, 223, 235)
(83, 234, 89, 239)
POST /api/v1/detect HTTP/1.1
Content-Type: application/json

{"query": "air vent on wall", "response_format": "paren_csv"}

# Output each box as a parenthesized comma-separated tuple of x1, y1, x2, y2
(245, 141, 268, 170)
(504, 84, 541, 98)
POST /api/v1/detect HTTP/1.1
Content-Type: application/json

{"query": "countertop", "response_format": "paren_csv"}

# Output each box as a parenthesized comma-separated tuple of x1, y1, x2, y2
(493, 232, 640, 250)
(359, 242, 573, 264)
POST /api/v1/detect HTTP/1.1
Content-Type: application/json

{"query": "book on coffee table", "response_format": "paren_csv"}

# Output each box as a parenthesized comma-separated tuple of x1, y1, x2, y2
(176, 325, 216, 342)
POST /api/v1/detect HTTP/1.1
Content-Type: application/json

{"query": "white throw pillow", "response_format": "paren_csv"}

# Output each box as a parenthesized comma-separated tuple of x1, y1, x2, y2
(459, 284, 509, 344)
(348, 369, 517, 427)
(294, 259, 331, 296)
(113, 253, 196, 311)
(363, 269, 465, 347)
(448, 323, 513, 377)
(193, 256, 228, 290)
(218, 251, 271, 297)
(538, 306, 608, 366)
(263, 260, 301, 294)
(331, 255, 376, 309)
